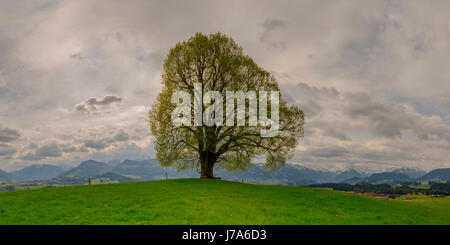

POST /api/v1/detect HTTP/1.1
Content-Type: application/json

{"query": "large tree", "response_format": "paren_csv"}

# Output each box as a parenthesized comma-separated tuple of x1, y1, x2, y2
(149, 33, 304, 179)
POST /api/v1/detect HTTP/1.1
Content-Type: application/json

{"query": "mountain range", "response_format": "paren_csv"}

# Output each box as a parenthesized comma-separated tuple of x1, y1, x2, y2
(419, 168, 450, 182)
(59, 160, 109, 178)
(0, 159, 449, 185)
(10, 164, 64, 182)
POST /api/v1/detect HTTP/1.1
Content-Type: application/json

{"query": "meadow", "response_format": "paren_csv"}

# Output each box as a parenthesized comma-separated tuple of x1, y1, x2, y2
(0, 179, 448, 225)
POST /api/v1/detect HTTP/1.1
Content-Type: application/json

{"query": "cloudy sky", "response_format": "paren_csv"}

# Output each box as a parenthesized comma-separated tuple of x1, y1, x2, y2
(0, 0, 449, 172)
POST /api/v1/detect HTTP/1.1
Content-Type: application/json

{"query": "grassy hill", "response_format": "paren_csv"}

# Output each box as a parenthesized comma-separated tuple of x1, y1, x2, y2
(0, 179, 448, 225)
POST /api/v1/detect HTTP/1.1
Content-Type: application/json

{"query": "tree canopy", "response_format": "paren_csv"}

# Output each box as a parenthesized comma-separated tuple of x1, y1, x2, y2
(149, 32, 304, 178)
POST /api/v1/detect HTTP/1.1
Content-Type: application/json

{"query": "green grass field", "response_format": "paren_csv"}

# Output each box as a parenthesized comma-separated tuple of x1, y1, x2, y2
(0, 179, 448, 225)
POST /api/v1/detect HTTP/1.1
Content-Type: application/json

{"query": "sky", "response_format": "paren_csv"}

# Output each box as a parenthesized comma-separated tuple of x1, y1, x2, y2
(0, 0, 449, 172)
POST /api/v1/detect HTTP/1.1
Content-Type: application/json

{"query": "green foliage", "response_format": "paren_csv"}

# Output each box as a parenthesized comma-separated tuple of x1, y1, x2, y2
(0, 179, 448, 225)
(149, 33, 304, 177)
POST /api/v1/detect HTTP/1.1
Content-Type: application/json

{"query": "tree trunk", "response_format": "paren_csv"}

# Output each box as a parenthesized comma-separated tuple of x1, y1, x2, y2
(200, 161, 214, 179)
(200, 152, 219, 179)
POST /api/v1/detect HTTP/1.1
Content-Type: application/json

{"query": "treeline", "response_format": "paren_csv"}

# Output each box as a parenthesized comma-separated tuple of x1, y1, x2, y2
(310, 182, 450, 196)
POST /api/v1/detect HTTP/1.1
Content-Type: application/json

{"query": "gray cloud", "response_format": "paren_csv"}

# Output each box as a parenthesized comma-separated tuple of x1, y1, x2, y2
(322, 128, 352, 141)
(0, 147, 17, 157)
(0, 71, 6, 88)
(20, 152, 44, 161)
(439, 97, 450, 109)
(113, 130, 130, 142)
(84, 130, 133, 150)
(259, 18, 286, 50)
(343, 92, 450, 142)
(89, 95, 122, 106)
(20, 142, 63, 161)
(0, 126, 20, 142)
(36, 143, 62, 157)
(60, 144, 77, 153)
(75, 95, 122, 112)
(84, 139, 113, 150)
(285, 82, 450, 143)
(308, 145, 349, 158)
(18, 141, 91, 162)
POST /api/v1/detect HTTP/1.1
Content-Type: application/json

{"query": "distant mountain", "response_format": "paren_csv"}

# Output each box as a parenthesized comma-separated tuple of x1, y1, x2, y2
(10, 164, 64, 182)
(339, 171, 411, 184)
(0, 169, 11, 182)
(419, 168, 450, 181)
(59, 160, 110, 177)
(334, 169, 364, 183)
(6, 158, 449, 187)
(110, 159, 197, 180)
(97, 172, 135, 183)
(107, 159, 338, 185)
(216, 164, 337, 185)
(341, 176, 363, 184)
(106, 159, 123, 167)
(1, 161, 341, 186)
(365, 172, 410, 183)
(393, 167, 426, 179)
